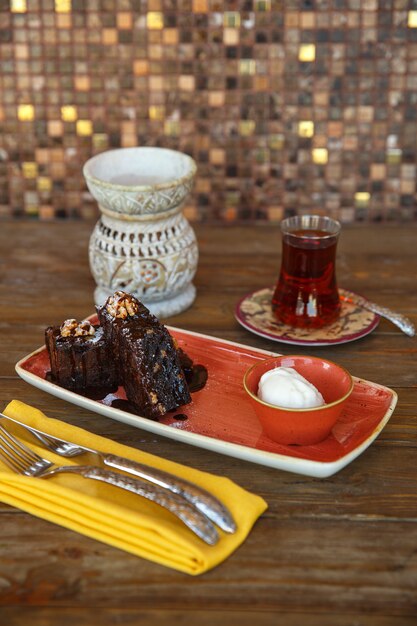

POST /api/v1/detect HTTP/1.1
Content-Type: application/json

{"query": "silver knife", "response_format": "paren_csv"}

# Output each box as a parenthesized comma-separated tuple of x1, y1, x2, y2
(0, 412, 236, 534)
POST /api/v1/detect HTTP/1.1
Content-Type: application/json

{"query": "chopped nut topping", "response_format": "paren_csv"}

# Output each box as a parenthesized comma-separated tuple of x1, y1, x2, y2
(160, 349, 167, 358)
(153, 363, 161, 373)
(60, 319, 95, 337)
(106, 291, 139, 319)
(157, 403, 166, 415)
(150, 391, 158, 405)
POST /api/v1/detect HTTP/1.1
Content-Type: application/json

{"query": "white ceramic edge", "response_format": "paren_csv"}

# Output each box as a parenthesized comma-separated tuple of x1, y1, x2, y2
(83, 147, 197, 192)
(14, 328, 397, 478)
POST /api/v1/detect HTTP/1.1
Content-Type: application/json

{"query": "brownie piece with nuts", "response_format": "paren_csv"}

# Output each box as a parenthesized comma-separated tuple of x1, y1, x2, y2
(45, 319, 118, 391)
(97, 291, 191, 419)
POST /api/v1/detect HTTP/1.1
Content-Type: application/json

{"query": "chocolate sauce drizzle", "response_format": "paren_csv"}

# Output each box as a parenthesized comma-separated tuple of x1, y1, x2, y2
(183, 364, 208, 393)
(172, 413, 188, 421)
(48, 363, 208, 421)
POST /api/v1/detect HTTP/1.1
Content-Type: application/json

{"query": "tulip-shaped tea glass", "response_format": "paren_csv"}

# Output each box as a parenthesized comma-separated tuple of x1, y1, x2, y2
(272, 215, 341, 329)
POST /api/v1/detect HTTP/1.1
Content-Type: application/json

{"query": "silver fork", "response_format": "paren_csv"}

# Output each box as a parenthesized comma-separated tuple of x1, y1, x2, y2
(0, 412, 236, 534)
(0, 422, 219, 545)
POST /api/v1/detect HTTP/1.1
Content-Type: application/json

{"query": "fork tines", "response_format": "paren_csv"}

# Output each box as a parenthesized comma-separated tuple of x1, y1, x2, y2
(0, 424, 48, 476)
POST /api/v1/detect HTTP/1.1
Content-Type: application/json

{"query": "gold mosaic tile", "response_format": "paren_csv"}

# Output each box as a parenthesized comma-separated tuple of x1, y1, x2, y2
(76, 120, 93, 136)
(239, 121, 255, 137)
(299, 44, 316, 62)
(17, 104, 34, 121)
(149, 105, 165, 120)
(61, 105, 77, 122)
(92, 134, 109, 150)
(11, 0, 26, 13)
(298, 121, 314, 138)
(408, 11, 417, 28)
(25, 205, 39, 216)
(386, 148, 402, 164)
(312, 149, 328, 165)
(22, 162, 38, 178)
(268, 135, 284, 150)
(37, 177, 52, 192)
(164, 120, 180, 136)
(55, 0, 71, 12)
(355, 192, 371, 208)
(146, 12, 163, 30)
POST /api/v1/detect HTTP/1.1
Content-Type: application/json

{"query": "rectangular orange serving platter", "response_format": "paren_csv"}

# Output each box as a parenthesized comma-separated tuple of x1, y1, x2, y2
(16, 324, 397, 478)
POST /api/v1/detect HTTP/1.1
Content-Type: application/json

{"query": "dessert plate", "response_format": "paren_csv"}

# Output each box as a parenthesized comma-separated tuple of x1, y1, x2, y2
(235, 287, 380, 346)
(15, 325, 396, 478)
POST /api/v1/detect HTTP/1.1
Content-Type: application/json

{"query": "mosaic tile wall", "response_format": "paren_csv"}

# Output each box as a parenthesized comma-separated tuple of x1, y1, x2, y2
(0, 1, 417, 222)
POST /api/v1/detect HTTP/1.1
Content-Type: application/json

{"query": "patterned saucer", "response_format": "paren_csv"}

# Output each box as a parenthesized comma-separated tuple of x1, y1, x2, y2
(235, 287, 380, 346)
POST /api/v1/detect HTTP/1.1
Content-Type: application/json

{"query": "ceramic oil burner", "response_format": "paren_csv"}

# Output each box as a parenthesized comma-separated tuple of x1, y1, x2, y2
(83, 147, 198, 318)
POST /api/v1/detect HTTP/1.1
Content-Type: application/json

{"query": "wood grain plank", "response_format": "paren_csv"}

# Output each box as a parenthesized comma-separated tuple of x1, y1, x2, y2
(0, 222, 416, 618)
(0, 513, 416, 615)
(2, 608, 417, 626)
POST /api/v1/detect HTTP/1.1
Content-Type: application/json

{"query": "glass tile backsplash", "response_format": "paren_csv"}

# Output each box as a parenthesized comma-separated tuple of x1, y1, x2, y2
(0, 1, 416, 222)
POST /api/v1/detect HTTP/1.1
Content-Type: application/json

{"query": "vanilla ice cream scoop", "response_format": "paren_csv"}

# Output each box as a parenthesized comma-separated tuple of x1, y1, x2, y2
(257, 366, 325, 409)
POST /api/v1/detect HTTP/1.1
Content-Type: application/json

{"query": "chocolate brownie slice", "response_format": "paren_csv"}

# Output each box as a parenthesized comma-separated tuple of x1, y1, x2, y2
(97, 291, 191, 418)
(45, 319, 117, 390)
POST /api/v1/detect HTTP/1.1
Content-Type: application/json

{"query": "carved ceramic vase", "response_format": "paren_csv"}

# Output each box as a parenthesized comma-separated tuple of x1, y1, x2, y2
(83, 147, 198, 318)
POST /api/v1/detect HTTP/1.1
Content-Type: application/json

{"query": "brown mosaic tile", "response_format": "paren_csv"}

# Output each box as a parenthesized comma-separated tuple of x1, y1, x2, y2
(0, 2, 416, 222)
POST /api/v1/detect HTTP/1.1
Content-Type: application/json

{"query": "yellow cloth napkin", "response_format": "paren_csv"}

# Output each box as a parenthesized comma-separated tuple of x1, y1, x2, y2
(0, 400, 267, 575)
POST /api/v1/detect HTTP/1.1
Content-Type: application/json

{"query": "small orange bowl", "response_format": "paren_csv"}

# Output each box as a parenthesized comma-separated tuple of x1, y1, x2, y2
(243, 355, 354, 446)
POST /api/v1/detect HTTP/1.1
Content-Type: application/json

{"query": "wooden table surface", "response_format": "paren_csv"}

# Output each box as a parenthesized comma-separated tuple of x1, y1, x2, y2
(0, 221, 416, 625)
